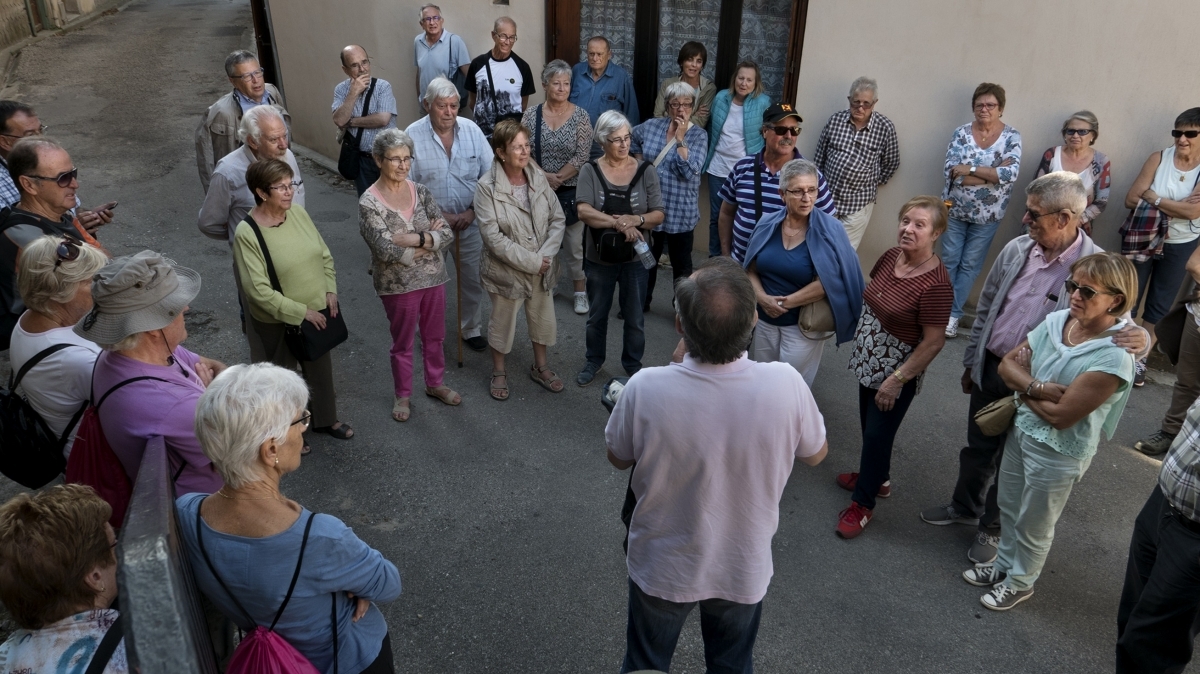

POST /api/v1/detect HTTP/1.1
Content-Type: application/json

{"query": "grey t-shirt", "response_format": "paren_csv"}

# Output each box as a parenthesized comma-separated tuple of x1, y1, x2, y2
(576, 161, 665, 264)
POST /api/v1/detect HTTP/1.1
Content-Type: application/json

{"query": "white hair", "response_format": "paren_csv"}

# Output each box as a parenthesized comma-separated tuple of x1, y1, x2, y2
(663, 80, 696, 106)
(418, 3, 441, 18)
(594, 110, 631, 145)
(849, 76, 878, 100)
(237, 105, 285, 144)
(424, 76, 460, 105)
(194, 363, 309, 489)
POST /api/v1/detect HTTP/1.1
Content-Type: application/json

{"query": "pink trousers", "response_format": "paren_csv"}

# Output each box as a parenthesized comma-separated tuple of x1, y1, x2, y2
(380, 285, 446, 398)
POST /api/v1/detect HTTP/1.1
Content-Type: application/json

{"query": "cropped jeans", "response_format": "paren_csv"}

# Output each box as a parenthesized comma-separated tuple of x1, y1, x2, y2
(941, 217, 1002, 319)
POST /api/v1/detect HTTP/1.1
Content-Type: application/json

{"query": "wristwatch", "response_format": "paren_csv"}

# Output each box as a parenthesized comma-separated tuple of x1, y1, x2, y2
(892, 370, 909, 384)
(638, 215, 645, 227)
(1154, 197, 1163, 207)
(969, 165, 977, 176)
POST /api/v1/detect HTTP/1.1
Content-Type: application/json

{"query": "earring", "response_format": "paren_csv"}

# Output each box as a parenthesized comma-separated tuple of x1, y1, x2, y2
(274, 457, 279, 466)
(99, 584, 105, 592)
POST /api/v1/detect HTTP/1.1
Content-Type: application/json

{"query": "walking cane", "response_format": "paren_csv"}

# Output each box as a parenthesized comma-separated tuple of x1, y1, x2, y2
(454, 236, 464, 368)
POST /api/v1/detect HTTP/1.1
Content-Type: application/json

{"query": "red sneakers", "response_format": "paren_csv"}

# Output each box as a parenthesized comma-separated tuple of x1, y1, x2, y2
(836, 502, 873, 539)
(835, 472, 891, 498)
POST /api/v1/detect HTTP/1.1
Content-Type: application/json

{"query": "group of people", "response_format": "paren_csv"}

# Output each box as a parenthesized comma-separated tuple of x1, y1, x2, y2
(0, 3, 1199, 671)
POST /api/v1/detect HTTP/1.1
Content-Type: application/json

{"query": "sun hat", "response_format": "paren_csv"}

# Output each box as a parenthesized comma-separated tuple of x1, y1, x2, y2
(73, 250, 201, 346)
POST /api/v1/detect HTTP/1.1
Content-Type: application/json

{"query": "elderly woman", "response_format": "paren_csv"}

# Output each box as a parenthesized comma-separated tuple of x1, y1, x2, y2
(9, 236, 106, 463)
(942, 82, 1023, 338)
(233, 158, 352, 446)
(836, 196, 953, 539)
(704, 61, 770, 257)
(741, 159, 864, 386)
(522, 59, 593, 315)
(1033, 111, 1110, 236)
(178, 363, 401, 673)
(0, 485, 126, 673)
(1121, 107, 1200, 386)
(575, 111, 666, 387)
(360, 128, 458, 423)
(75, 251, 225, 495)
(652, 41, 716, 129)
(474, 118, 567, 400)
(962, 253, 1136, 611)
(632, 80, 707, 311)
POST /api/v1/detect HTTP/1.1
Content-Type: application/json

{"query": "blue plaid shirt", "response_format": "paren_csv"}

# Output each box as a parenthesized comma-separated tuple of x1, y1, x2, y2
(1160, 397, 1200, 522)
(0, 159, 18, 209)
(631, 118, 707, 234)
(404, 115, 491, 215)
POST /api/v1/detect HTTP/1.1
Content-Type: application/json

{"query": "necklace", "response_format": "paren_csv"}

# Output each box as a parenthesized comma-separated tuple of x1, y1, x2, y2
(1065, 318, 1112, 346)
(881, 252, 935, 297)
(215, 488, 283, 501)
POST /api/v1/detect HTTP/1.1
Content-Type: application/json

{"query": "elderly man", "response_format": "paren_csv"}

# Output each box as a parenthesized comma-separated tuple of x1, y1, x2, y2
(718, 103, 837, 262)
(570, 36, 639, 158)
(606, 257, 827, 673)
(406, 77, 491, 352)
(413, 4, 470, 98)
(333, 44, 398, 196)
(812, 76, 900, 249)
(0, 138, 103, 350)
(195, 50, 289, 193)
(920, 171, 1148, 565)
(465, 17, 535, 137)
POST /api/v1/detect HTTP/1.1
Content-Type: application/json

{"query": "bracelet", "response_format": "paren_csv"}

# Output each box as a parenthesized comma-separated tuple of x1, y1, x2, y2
(418, 232, 426, 248)
(1025, 379, 1040, 397)
(892, 370, 909, 384)
(1037, 382, 1045, 398)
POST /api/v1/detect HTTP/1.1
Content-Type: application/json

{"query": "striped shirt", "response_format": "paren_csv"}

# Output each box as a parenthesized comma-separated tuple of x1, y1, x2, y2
(863, 247, 953, 347)
(1160, 397, 1200, 522)
(986, 231, 1085, 358)
(812, 109, 900, 216)
(332, 78, 398, 152)
(719, 150, 837, 262)
(631, 118, 708, 234)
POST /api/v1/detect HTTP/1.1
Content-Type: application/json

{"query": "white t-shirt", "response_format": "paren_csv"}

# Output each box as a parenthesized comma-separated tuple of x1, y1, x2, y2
(1152, 146, 1200, 244)
(707, 101, 746, 178)
(605, 354, 827, 604)
(8, 316, 101, 456)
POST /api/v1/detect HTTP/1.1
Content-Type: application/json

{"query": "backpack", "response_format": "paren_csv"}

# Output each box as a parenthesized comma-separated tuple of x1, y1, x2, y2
(196, 509, 340, 674)
(0, 343, 88, 488)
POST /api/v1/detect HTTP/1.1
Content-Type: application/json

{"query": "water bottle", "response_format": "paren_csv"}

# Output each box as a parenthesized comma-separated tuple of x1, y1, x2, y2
(633, 238, 656, 270)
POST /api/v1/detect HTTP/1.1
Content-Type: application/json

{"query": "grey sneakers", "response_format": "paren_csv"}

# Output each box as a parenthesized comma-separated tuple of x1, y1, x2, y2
(981, 584, 1034, 611)
(962, 564, 1007, 587)
(968, 530, 1000, 564)
(920, 503, 980, 526)
(1135, 430, 1177, 456)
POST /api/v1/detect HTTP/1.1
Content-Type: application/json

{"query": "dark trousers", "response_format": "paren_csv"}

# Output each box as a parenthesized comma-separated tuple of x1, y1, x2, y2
(852, 381, 918, 510)
(584, 258, 647, 374)
(707, 173, 726, 257)
(645, 230, 694, 308)
(952, 350, 1014, 530)
(1116, 486, 1200, 673)
(251, 318, 339, 428)
(355, 152, 381, 197)
(1133, 239, 1199, 323)
(622, 578, 762, 674)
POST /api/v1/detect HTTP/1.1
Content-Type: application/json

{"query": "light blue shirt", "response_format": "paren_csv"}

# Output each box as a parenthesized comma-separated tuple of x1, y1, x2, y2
(233, 89, 267, 114)
(413, 30, 470, 98)
(332, 78, 398, 152)
(568, 61, 639, 126)
(405, 115, 491, 215)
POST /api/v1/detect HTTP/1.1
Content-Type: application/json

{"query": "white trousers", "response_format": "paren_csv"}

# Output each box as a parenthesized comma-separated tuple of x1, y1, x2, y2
(751, 322, 826, 388)
(444, 222, 484, 338)
(838, 203, 875, 250)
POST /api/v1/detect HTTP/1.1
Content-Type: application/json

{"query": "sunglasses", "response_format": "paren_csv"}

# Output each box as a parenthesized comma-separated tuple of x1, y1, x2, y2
(54, 236, 80, 268)
(769, 125, 801, 137)
(1062, 128, 1093, 136)
(1172, 130, 1200, 139)
(1064, 279, 1115, 301)
(29, 167, 78, 188)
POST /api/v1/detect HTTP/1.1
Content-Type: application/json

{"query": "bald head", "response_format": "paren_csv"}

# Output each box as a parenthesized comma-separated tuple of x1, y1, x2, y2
(675, 257, 757, 364)
(340, 45, 367, 67)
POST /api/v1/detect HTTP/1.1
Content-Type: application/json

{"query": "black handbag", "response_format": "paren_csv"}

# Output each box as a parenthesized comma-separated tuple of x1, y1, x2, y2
(0, 343, 86, 488)
(336, 77, 377, 181)
(245, 215, 348, 362)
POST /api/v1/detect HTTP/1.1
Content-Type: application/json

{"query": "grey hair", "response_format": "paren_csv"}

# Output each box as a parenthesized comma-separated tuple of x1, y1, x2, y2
(848, 76, 878, 100)
(586, 35, 611, 51)
(675, 257, 757, 364)
(237, 104, 285, 144)
(663, 80, 696, 106)
(777, 159, 820, 193)
(373, 128, 416, 161)
(541, 59, 572, 86)
(194, 363, 310, 490)
(17, 235, 106, 315)
(594, 110, 631, 145)
(1026, 170, 1088, 215)
(224, 50, 258, 78)
(1063, 109, 1099, 143)
(424, 76, 460, 105)
(493, 16, 516, 33)
(418, 3, 441, 18)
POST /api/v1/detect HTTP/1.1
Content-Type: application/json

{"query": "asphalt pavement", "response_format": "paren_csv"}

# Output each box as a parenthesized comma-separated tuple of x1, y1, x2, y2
(0, 1, 1188, 671)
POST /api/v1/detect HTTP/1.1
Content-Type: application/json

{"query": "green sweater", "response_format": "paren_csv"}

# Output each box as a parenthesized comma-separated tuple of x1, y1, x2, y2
(233, 205, 338, 326)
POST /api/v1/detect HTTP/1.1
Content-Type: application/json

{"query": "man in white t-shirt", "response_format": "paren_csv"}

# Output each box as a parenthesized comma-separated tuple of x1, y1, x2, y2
(605, 257, 828, 673)
(464, 17, 535, 137)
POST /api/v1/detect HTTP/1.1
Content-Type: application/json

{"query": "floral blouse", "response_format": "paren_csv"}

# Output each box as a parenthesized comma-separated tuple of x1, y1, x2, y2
(0, 609, 128, 673)
(943, 123, 1023, 225)
(358, 180, 454, 296)
(522, 104, 593, 188)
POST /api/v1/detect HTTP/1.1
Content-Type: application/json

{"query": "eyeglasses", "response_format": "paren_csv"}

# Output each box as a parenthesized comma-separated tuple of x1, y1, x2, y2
(1172, 129, 1200, 139)
(346, 58, 371, 71)
(607, 134, 632, 145)
(769, 126, 801, 137)
(382, 155, 414, 166)
(1065, 279, 1115, 301)
(974, 102, 999, 110)
(784, 187, 818, 198)
(668, 101, 695, 110)
(493, 32, 517, 43)
(28, 167, 78, 188)
(232, 68, 265, 83)
(1025, 207, 1071, 220)
(54, 236, 80, 268)
(420, 14, 442, 22)
(0, 124, 47, 140)
(268, 180, 303, 193)
(291, 412, 312, 428)
(848, 100, 875, 109)
(1062, 128, 1093, 136)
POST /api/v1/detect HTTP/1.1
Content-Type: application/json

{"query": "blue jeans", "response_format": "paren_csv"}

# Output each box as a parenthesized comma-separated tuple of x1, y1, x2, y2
(707, 173, 727, 257)
(584, 258, 647, 374)
(1132, 239, 1199, 323)
(622, 578, 763, 674)
(941, 217, 1002, 319)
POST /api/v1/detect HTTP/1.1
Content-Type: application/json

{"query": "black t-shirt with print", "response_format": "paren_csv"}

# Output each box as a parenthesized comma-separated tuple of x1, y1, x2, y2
(466, 51, 536, 135)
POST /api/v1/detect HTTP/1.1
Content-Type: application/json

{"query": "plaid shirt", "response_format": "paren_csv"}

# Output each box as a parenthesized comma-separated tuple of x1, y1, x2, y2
(1120, 200, 1171, 263)
(332, 78, 398, 153)
(1160, 397, 1200, 522)
(812, 110, 900, 216)
(631, 118, 708, 234)
(0, 159, 18, 209)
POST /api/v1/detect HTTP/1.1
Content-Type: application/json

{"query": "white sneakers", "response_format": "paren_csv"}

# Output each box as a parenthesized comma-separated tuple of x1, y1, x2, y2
(945, 316, 960, 338)
(573, 292, 589, 315)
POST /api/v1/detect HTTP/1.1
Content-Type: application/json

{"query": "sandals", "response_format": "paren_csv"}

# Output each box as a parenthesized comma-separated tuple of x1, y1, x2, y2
(312, 422, 354, 439)
(392, 397, 411, 422)
(530, 364, 565, 393)
(489, 371, 509, 401)
(425, 386, 462, 406)
(301, 443, 312, 456)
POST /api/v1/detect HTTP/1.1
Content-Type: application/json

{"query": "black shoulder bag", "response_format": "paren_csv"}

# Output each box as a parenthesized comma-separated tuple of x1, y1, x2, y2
(337, 77, 377, 181)
(245, 215, 348, 362)
(0, 343, 88, 488)
(84, 615, 125, 674)
(587, 160, 652, 264)
(483, 59, 524, 136)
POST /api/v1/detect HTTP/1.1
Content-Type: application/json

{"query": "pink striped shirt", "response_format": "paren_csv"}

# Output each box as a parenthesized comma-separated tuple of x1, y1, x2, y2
(986, 232, 1086, 358)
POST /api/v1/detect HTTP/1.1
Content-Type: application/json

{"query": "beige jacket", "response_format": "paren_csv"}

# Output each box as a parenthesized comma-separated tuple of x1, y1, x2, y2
(474, 161, 566, 300)
(194, 84, 289, 192)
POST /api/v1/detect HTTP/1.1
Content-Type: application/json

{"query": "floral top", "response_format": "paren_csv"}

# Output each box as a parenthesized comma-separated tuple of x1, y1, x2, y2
(943, 123, 1023, 224)
(0, 609, 127, 673)
(522, 104, 593, 188)
(358, 180, 454, 296)
(1034, 147, 1111, 232)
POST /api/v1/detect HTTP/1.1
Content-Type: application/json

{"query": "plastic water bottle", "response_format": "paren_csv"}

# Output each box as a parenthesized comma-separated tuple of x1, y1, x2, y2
(633, 239, 656, 270)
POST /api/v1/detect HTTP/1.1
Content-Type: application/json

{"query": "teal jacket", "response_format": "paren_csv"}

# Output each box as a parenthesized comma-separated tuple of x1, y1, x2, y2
(703, 90, 771, 173)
